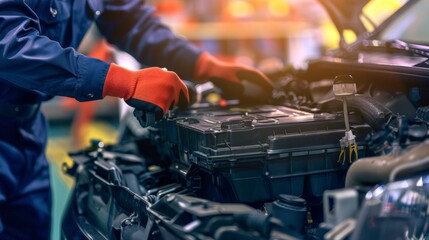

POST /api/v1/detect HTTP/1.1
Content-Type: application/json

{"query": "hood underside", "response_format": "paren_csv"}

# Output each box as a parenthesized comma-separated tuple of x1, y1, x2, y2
(318, 0, 370, 37)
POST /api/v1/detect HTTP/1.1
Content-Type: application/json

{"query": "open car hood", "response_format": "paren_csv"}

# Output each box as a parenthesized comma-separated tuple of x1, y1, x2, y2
(318, 0, 370, 37)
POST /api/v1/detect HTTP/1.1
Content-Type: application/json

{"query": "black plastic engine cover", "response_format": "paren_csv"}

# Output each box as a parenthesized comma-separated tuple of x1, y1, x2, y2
(147, 105, 371, 203)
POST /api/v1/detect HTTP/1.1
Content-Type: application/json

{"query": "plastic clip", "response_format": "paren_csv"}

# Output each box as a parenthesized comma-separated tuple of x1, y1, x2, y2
(349, 142, 358, 163)
(338, 138, 347, 164)
(338, 130, 358, 164)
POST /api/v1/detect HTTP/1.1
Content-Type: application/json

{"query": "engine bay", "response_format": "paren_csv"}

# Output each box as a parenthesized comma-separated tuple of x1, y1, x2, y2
(61, 59, 429, 239)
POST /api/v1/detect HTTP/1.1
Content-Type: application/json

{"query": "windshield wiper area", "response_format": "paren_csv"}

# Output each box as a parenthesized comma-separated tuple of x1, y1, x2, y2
(361, 39, 429, 58)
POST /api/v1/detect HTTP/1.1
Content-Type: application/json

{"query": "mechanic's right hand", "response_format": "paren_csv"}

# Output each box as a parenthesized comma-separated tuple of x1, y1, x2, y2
(102, 63, 190, 115)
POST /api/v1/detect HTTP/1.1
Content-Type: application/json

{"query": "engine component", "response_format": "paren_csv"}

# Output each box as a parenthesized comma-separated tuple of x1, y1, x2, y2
(345, 140, 429, 188)
(61, 143, 302, 240)
(321, 94, 392, 131)
(323, 219, 357, 240)
(147, 194, 300, 240)
(269, 194, 307, 234)
(351, 174, 429, 240)
(146, 105, 371, 203)
(323, 188, 358, 227)
(416, 105, 429, 122)
(333, 75, 359, 164)
(60, 102, 372, 240)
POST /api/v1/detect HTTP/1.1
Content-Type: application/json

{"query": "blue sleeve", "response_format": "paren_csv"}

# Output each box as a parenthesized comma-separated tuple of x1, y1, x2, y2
(0, 0, 109, 102)
(96, 0, 202, 80)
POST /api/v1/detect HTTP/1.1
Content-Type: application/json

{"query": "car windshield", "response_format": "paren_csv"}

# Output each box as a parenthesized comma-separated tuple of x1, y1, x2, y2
(371, 0, 429, 45)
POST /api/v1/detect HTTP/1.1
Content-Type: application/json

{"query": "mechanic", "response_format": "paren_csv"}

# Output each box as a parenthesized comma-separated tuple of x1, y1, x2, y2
(0, 1, 273, 239)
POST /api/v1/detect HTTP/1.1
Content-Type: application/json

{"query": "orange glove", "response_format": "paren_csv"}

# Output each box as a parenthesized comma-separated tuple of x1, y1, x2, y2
(103, 63, 189, 117)
(194, 52, 273, 99)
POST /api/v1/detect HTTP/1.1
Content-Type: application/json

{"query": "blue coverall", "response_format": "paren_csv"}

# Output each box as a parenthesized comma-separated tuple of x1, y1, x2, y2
(0, 0, 201, 239)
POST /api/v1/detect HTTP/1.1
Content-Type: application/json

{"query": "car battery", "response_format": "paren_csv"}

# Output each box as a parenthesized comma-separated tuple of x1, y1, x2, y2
(148, 105, 371, 203)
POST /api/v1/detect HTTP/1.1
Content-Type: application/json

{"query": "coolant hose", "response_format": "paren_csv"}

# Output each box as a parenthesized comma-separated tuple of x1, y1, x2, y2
(346, 95, 392, 131)
(322, 95, 392, 131)
(345, 140, 429, 188)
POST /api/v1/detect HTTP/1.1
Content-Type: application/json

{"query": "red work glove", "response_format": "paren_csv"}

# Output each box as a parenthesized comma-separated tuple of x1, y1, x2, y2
(103, 63, 189, 117)
(194, 52, 273, 100)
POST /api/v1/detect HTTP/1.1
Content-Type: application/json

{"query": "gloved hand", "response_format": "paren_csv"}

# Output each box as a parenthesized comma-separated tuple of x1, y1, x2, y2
(194, 52, 273, 100)
(103, 63, 190, 118)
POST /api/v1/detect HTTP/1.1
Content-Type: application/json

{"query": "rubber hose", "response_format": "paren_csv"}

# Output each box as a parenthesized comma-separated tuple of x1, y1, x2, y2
(322, 95, 392, 131)
(346, 95, 392, 131)
(345, 140, 429, 188)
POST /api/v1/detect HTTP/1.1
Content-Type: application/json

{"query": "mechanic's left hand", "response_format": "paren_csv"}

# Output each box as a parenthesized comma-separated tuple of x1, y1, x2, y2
(194, 52, 273, 100)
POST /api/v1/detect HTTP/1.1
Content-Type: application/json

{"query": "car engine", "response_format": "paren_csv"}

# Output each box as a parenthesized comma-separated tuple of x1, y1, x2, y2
(61, 63, 429, 239)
